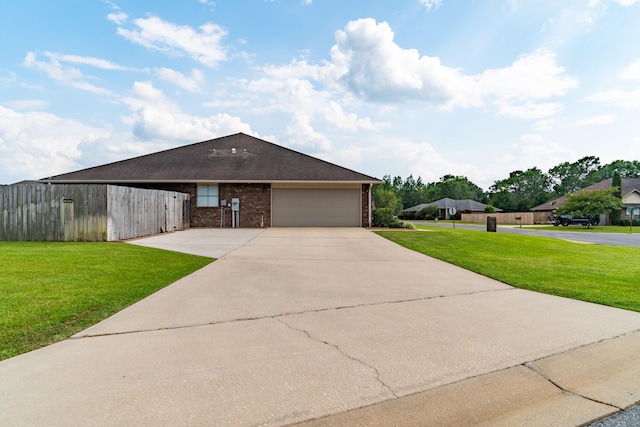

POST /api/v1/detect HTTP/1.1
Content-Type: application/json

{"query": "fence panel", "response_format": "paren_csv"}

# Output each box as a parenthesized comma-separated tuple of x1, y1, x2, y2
(1, 184, 190, 242)
(461, 212, 535, 225)
(106, 186, 190, 241)
(0, 183, 108, 241)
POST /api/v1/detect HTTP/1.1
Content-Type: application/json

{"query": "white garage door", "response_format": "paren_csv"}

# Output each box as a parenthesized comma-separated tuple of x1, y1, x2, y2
(272, 188, 361, 227)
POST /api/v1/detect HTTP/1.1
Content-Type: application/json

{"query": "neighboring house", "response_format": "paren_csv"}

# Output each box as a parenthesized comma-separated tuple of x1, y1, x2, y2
(403, 198, 501, 219)
(530, 178, 640, 223)
(42, 133, 382, 228)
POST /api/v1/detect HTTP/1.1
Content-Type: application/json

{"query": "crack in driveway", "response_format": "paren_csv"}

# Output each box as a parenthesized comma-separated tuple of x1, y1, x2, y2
(71, 287, 514, 339)
(275, 317, 399, 399)
(524, 363, 622, 411)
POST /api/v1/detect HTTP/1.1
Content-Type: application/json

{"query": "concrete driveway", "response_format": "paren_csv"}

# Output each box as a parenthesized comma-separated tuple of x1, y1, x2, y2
(2, 228, 640, 426)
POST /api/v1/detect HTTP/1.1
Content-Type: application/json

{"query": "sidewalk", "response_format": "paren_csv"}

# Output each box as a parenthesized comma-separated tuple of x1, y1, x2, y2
(1, 228, 640, 426)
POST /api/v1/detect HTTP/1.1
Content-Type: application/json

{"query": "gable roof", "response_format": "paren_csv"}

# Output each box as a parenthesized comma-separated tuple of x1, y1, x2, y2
(531, 178, 640, 211)
(622, 178, 640, 198)
(43, 133, 381, 184)
(403, 198, 501, 212)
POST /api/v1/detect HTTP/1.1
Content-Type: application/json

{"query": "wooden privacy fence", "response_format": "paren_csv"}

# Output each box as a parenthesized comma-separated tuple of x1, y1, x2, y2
(1, 183, 190, 242)
(461, 212, 534, 225)
(107, 185, 190, 241)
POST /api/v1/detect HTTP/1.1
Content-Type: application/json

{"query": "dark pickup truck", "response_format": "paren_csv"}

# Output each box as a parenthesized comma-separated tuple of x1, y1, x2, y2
(548, 214, 599, 226)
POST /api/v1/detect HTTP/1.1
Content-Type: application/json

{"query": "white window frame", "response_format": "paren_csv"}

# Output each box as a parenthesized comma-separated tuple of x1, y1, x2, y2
(197, 185, 219, 207)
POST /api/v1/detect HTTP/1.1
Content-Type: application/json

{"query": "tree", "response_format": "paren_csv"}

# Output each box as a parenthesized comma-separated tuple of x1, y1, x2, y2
(489, 167, 551, 212)
(373, 187, 402, 213)
(560, 187, 623, 228)
(432, 175, 487, 202)
(548, 156, 601, 196)
(609, 170, 622, 225)
(589, 160, 640, 181)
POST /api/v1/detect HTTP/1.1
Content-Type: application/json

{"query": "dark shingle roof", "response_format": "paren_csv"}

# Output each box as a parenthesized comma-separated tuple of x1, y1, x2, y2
(403, 198, 501, 212)
(44, 133, 380, 183)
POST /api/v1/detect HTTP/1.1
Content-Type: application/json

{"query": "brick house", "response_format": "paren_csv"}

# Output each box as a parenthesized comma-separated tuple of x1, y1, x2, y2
(530, 178, 640, 224)
(42, 133, 382, 228)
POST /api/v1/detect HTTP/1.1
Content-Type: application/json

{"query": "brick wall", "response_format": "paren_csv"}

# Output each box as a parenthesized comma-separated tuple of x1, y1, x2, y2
(361, 184, 371, 228)
(217, 183, 271, 228)
(130, 182, 271, 228)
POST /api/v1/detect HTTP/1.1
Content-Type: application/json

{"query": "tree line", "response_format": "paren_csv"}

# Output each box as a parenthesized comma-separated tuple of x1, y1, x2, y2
(374, 157, 640, 214)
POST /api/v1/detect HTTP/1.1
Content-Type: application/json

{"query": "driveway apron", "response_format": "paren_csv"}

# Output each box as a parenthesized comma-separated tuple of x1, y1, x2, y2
(2, 227, 640, 426)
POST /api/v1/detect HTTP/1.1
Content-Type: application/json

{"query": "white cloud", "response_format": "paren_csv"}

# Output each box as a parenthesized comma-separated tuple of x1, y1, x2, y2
(497, 102, 564, 119)
(567, 114, 616, 127)
(322, 19, 576, 119)
(419, 0, 442, 11)
(477, 49, 579, 117)
(329, 19, 478, 105)
(107, 11, 128, 25)
(0, 106, 110, 182)
(0, 70, 17, 86)
(587, 87, 640, 109)
(155, 68, 204, 92)
(239, 75, 385, 132)
(614, 0, 639, 6)
(587, 58, 640, 109)
(44, 52, 137, 71)
(123, 81, 255, 142)
(23, 52, 113, 95)
(282, 112, 332, 151)
(116, 16, 228, 67)
(5, 100, 49, 110)
(493, 135, 577, 178)
(620, 58, 640, 81)
(317, 133, 479, 186)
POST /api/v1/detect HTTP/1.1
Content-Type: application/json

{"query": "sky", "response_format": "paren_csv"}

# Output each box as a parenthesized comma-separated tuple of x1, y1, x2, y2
(1, 0, 639, 189)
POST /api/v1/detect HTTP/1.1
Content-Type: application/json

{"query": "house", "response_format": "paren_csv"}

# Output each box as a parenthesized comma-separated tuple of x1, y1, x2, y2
(530, 178, 640, 224)
(403, 198, 501, 219)
(42, 133, 382, 228)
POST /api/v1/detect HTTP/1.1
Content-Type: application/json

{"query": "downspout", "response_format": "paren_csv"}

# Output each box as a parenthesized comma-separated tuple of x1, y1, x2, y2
(368, 183, 373, 228)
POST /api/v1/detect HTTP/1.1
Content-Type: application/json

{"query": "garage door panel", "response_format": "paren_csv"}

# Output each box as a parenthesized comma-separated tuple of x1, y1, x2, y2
(272, 188, 361, 227)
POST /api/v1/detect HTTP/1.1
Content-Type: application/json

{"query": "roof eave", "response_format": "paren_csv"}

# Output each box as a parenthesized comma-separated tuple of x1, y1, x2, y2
(39, 179, 384, 185)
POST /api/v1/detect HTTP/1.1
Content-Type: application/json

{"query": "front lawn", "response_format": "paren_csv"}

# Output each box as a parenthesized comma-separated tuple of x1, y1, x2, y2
(376, 227, 640, 313)
(0, 242, 213, 361)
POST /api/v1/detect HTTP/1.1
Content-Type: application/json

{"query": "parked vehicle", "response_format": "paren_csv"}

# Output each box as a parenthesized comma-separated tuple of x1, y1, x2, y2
(547, 214, 599, 227)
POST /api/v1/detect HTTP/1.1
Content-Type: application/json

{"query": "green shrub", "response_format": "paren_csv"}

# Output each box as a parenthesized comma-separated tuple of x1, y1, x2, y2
(484, 205, 496, 213)
(620, 219, 640, 226)
(421, 206, 440, 220)
(399, 211, 415, 220)
(374, 208, 405, 228)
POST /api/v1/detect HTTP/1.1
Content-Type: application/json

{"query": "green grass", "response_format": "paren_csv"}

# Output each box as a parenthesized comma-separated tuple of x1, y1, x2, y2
(0, 242, 213, 361)
(376, 227, 640, 313)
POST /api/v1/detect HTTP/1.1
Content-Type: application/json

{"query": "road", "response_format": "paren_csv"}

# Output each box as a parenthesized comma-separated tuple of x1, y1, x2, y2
(412, 221, 640, 248)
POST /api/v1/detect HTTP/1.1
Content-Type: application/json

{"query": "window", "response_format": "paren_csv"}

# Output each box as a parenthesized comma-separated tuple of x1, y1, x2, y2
(197, 185, 219, 207)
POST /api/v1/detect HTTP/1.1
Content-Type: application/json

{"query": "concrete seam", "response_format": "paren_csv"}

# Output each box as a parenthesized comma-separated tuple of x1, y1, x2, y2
(523, 363, 623, 411)
(275, 317, 399, 399)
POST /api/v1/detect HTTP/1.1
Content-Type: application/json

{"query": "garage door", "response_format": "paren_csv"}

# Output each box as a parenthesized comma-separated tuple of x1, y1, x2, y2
(272, 188, 361, 227)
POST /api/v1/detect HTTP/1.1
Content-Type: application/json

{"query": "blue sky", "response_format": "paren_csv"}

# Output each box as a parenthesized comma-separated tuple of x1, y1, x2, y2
(1, 0, 639, 188)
